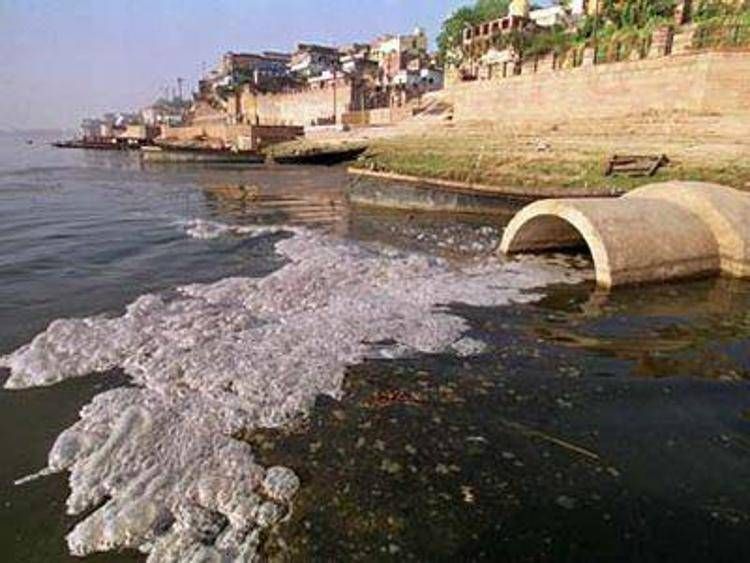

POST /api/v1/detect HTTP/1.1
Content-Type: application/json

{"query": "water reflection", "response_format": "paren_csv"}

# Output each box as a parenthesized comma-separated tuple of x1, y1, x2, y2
(198, 170, 515, 259)
(521, 277, 750, 380)
(248, 346, 750, 562)
(201, 180, 348, 231)
(199, 171, 750, 383)
(4, 142, 750, 561)
(193, 166, 750, 383)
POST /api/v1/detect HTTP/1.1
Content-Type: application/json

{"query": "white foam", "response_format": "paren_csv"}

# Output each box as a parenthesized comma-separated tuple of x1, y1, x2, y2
(175, 218, 288, 240)
(1, 226, 585, 561)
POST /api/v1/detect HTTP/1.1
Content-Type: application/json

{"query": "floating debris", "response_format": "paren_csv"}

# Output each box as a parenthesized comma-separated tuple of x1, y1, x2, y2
(363, 389, 426, 409)
(556, 495, 578, 510)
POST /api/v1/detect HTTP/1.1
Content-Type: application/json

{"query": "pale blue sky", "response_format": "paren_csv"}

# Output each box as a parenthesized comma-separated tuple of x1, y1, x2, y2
(0, 0, 469, 130)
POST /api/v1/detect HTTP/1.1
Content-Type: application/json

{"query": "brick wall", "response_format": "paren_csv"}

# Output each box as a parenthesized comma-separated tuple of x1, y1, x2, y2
(449, 51, 750, 123)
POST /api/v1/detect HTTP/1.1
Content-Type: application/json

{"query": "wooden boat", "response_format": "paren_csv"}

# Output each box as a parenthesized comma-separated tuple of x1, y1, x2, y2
(53, 138, 150, 151)
(140, 145, 264, 164)
(53, 139, 126, 151)
(272, 146, 366, 166)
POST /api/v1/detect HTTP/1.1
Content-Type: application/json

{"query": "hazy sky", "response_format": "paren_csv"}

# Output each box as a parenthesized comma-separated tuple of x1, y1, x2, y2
(0, 0, 468, 130)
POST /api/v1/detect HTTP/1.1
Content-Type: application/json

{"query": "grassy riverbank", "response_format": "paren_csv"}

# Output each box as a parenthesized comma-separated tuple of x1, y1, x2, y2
(350, 113, 750, 193)
(271, 110, 750, 195)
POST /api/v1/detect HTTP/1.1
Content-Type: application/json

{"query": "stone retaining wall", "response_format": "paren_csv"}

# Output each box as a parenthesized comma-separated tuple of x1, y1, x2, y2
(450, 51, 750, 122)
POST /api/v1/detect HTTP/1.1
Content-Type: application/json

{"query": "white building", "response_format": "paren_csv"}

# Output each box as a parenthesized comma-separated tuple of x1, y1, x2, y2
(509, 0, 530, 18)
(570, 0, 588, 17)
(372, 27, 428, 61)
(80, 119, 103, 140)
(391, 68, 444, 91)
(529, 5, 570, 27)
(141, 105, 184, 127)
(289, 44, 340, 78)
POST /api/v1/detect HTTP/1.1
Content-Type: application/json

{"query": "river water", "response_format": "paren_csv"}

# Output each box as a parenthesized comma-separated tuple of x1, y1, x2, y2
(1, 132, 749, 562)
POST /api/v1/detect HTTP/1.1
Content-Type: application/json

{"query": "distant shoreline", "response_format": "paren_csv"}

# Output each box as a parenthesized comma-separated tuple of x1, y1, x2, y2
(0, 128, 71, 137)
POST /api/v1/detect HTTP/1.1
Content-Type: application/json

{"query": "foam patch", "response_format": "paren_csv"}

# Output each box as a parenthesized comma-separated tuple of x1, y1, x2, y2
(1, 227, 584, 561)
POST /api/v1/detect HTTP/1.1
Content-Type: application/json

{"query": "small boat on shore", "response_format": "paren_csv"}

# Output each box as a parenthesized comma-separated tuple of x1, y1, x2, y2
(140, 145, 264, 164)
(271, 146, 367, 166)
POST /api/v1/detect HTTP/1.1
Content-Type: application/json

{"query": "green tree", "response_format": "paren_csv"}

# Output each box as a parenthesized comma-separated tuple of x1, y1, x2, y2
(693, 0, 746, 20)
(474, 0, 513, 21)
(577, 0, 677, 39)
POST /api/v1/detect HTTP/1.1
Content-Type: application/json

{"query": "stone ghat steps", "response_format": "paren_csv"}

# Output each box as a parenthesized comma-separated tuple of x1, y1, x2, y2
(500, 182, 750, 288)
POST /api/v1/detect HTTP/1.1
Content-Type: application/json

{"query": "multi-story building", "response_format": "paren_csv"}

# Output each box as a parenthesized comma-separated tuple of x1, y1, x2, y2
(371, 27, 430, 83)
(391, 68, 444, 90)
(218, 51, 291, 78)
(200, 51, 293, 96)
(185, 26, 445, 130)
(462, 14, 530, 60)
(341, 51, 379, 85)
(80, 118, 104, 140)
(459, 0, 591, 79)
(289, 44, 340, 78)
(373, 28, 428, 59)
(141, 101, 187, 127)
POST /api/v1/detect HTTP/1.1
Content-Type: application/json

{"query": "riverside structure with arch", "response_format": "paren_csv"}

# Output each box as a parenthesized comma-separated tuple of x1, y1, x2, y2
(500, 182, 750, 288)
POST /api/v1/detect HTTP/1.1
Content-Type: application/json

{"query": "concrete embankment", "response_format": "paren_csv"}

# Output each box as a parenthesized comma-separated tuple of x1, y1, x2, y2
(348, 168, 620, 214)
(500, 182, 750, 288)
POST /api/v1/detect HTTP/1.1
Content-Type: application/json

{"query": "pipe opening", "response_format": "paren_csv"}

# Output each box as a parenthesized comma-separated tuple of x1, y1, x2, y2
(503, 214, 591, 255)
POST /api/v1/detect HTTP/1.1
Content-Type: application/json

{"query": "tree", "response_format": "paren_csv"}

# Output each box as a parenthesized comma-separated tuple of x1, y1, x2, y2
(474, 0, 513, 21)
(693, 0, 746, 20)
(576, 0, 677, 39)
(599, 0, 675, 27)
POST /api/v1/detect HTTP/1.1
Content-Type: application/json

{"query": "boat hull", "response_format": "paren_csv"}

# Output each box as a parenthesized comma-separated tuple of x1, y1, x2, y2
(273, 147, 366, 166)
(140, 147, 264, 164)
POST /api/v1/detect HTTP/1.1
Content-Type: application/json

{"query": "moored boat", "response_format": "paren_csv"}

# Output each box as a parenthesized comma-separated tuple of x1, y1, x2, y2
(272, 146, 367, 166)
(140, 145, 264, 164)
(53, 138, 151, 151)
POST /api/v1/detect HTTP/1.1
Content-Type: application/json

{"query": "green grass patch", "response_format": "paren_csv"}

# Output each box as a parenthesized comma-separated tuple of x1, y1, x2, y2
(352, 134, 750, 194)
